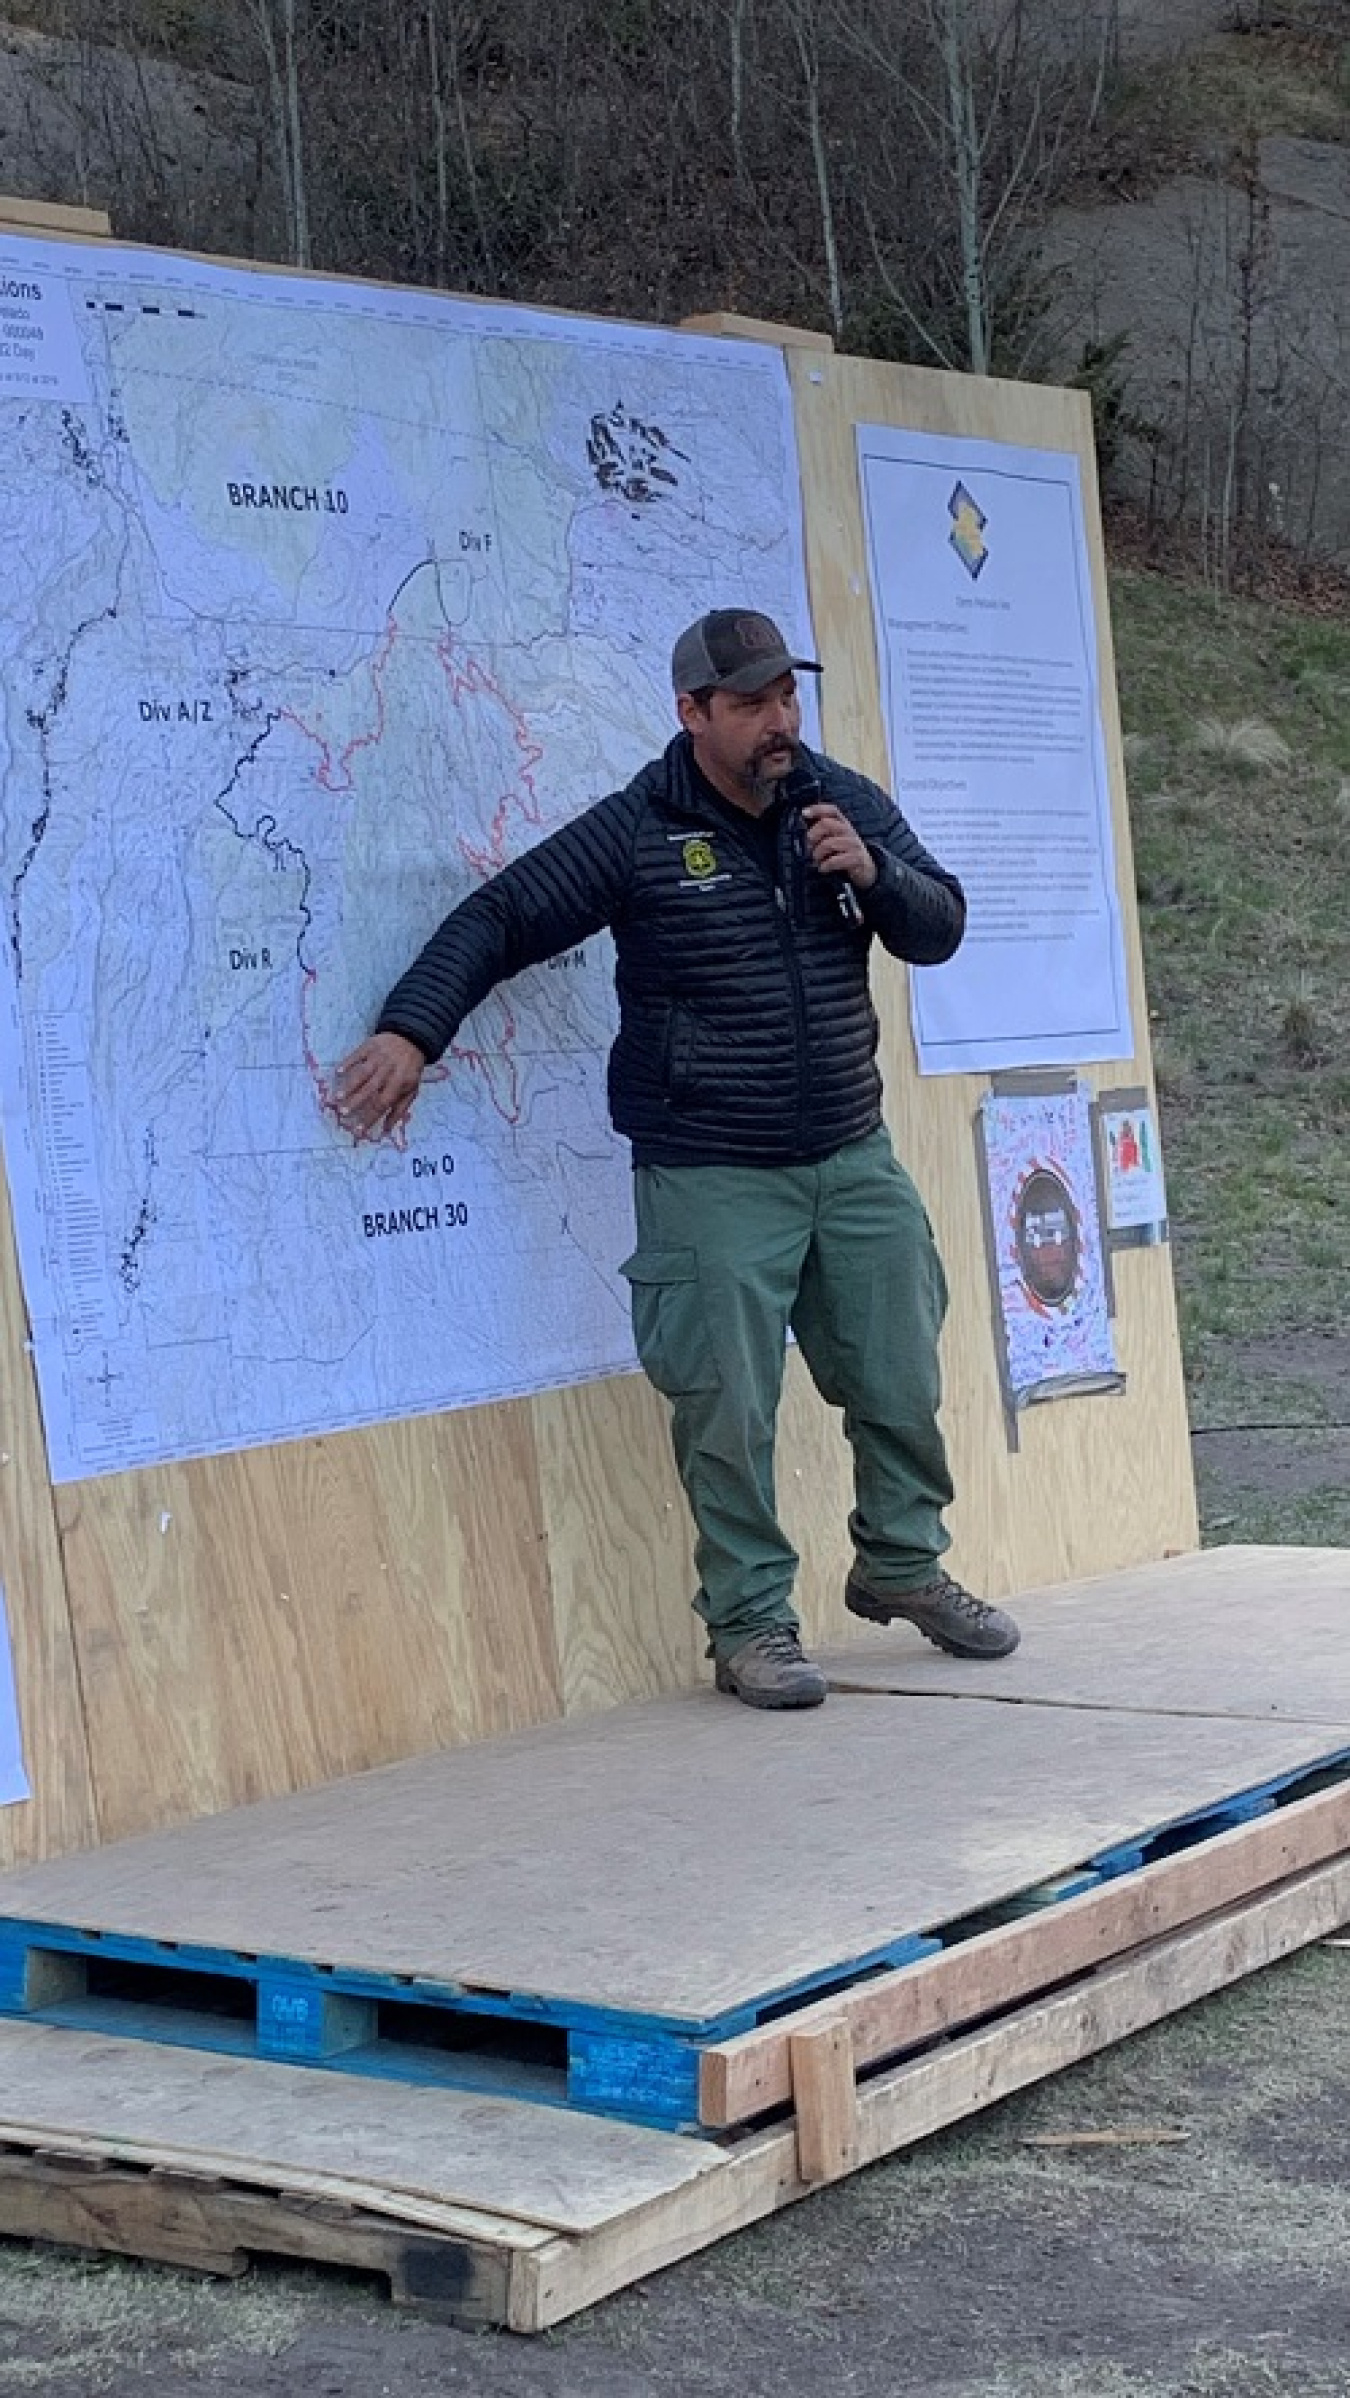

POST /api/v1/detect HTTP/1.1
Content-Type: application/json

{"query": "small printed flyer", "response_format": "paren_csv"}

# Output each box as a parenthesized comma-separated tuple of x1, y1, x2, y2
(980, 1083, 1123, 1418)
(1099, 1097, 1168, 1238)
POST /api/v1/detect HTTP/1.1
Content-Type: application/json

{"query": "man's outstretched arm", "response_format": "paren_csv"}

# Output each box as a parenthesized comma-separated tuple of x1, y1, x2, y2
(335, 785, 639, 1139)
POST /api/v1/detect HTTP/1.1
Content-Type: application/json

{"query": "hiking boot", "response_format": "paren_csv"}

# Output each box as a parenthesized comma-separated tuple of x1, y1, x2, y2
(714, 1626, 828, 1710)
(845, 1568, 1021, 1660)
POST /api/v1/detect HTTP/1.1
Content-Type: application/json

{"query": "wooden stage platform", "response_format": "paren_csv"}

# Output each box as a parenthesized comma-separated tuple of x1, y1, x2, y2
(0, 1544, 1346, 2330)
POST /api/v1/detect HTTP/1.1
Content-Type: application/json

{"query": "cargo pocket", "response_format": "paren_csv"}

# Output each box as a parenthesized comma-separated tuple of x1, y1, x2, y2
(619, 1246, 721, 1398)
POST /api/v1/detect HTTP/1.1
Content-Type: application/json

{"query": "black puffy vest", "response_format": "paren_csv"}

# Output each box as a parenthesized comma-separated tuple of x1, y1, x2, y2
(377, 735, 965, 1169)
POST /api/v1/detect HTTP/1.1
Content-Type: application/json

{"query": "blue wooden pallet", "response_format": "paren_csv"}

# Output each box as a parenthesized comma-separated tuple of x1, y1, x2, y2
(0, 1914, 939, 2134)
(3, 1743, 1347, 2132)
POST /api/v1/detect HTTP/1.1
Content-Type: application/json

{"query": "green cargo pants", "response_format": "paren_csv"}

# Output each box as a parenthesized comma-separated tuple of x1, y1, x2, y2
(620, 1126, 953, 1660)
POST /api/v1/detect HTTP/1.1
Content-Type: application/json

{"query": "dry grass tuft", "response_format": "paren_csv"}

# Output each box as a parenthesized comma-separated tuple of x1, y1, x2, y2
(1198, 714, 1294, 772)
(1193, 717, 1293, 770)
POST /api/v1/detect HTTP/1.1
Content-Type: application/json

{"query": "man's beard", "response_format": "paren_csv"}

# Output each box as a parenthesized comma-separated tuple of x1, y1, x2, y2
(739, 738, 796, 808)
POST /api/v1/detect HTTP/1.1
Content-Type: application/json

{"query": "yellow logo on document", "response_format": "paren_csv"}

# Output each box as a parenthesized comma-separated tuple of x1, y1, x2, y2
(948, 480, 989, 580)
(683, 837, 718, 880)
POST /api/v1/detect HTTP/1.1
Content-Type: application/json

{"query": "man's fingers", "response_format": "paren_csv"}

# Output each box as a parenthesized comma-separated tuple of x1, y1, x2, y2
(809, 831, 859, 872)
(338, 1050, 399, 1104)
(335, 1052, 378, 1099)
(335, 1072, 419, 1140)
(333, 1059, 389, 1130)
(332, 1034, 424, 1140)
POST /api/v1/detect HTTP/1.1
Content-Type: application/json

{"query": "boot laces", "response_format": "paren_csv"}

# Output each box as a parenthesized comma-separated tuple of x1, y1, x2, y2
(931, 1573, 994, 1623)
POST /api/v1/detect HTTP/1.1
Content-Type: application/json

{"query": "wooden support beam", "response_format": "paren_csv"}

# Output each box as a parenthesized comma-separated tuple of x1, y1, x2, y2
(519, 1846, 1350, 2330)
(680, 311, 834, 350)
(0, 196, 111, 238)
(790, 2017, 858, 2184)
(700, 1773, 1350, 2127)
(0, 2151, 515, 2322)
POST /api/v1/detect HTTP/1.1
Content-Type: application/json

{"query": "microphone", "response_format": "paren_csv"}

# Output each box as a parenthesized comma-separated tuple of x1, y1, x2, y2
(780, 759, 864, 928)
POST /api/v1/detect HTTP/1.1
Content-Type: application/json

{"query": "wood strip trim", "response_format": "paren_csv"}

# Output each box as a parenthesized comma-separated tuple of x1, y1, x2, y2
(680, 311, 834, 350)
(0, 197, 111, 236)
(700, 1775, 1350, 2125)
(0, 2120, 554, 2248)
(790, 2017, 858, 2184)
(517, 1848, 1350, 2329)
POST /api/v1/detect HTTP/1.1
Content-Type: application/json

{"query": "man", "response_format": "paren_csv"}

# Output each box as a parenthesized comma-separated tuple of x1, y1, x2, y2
(336, 608, 1020, 1709)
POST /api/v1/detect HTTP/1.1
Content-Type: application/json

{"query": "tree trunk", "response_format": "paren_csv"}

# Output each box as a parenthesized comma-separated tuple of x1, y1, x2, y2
(281, 0, 310, 268)
(787, 0, 844, 344)
(932, 0, 988, 373)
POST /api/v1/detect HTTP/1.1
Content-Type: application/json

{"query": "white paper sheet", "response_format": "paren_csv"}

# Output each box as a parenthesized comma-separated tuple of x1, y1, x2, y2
(1100, 1103, 1168, 1232)
(857, 425, 1135, 1075)
(0, 1584, 29, 1806)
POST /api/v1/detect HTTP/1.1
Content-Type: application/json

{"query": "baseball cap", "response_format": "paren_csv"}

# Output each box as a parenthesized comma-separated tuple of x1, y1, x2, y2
(671, 609, 822, 696)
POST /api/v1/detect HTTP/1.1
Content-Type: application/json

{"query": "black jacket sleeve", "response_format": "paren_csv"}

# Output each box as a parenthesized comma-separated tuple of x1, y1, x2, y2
(823, 762, 965, 965)
(375, 785, 639, 1061)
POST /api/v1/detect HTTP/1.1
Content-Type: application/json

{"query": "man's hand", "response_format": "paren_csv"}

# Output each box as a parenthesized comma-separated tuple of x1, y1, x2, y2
(801, 803, 878, 891)
(334, 1031, 426, 1141)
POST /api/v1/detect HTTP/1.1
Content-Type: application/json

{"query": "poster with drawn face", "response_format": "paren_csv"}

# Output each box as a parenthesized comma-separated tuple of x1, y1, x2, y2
(980, 1086, 1121, 1411)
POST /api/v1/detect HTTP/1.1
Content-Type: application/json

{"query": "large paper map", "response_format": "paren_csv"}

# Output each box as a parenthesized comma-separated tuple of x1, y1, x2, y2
(0, 237, 813, 1480)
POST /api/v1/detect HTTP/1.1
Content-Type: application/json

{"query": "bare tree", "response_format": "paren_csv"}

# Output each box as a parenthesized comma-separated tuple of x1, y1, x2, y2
(781, 0, 846, 343)
(424, 1, 495, 288)
(242, 0, 310, 267)
(929, 0, 990, 371)
(835, 0, 1095, 374)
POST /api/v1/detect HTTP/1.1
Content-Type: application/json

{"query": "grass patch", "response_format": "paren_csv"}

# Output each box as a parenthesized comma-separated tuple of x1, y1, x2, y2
(1199, 1479, 1350, 1547)
(1170, 25, 1350, 148)
(1112, 566, 1350, 1459)
(1100, 19, 1350, 188)
(0, 2248, 313, 2391)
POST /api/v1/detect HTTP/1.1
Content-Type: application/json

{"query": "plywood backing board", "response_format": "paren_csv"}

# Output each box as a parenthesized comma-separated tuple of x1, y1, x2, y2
(3, 1686, 1344, 2023)
(533, 1374, 702, 1717)
(0, 2018, 714, 2236)
(820, 1545, 1350, 1724)
(789, 349, 1199, 1599)
(0, 1169, 98, 1871)
(52, 1403, 566, 1846)
(0, 235, 1194, 1869)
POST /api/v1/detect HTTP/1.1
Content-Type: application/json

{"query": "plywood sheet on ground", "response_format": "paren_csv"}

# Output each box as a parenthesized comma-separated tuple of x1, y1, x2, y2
(0, 2019, 714, 2235)
(1, 1687, 1345, 2022)
(819, 1546, 1350, 1724)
